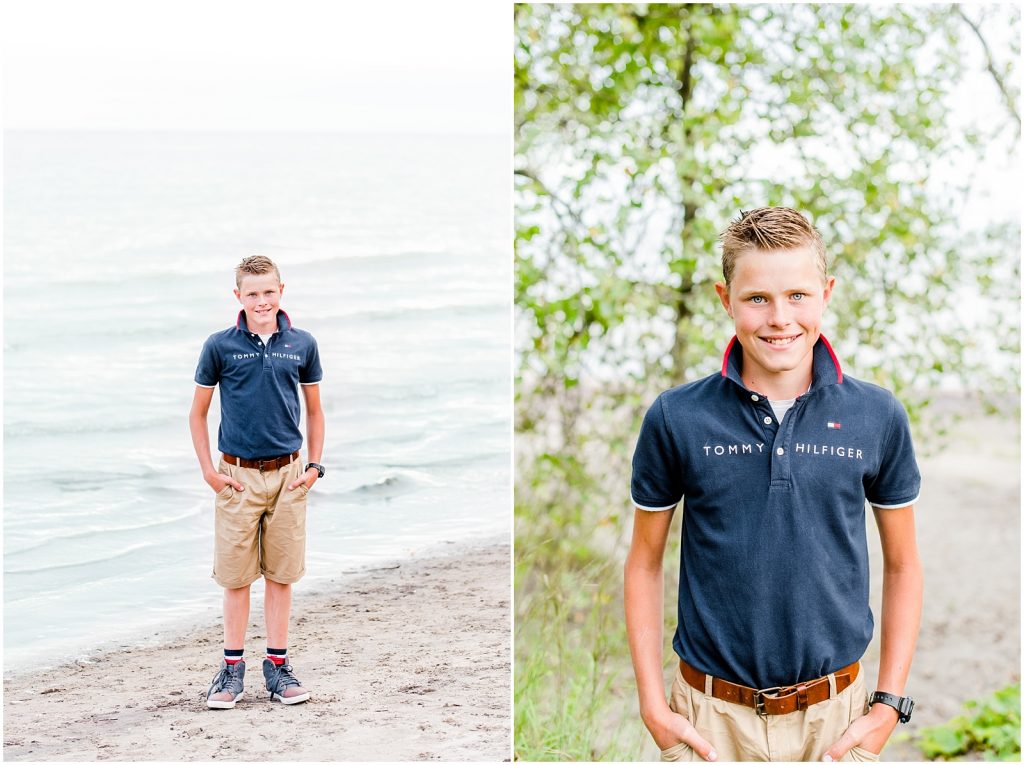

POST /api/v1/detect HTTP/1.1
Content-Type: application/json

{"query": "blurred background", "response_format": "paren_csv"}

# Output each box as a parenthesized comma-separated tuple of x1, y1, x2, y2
(514, 4, 1020, 761)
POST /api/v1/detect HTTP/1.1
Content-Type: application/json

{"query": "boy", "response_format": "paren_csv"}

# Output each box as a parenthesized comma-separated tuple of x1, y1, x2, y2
(189, 255, 325, 709)
(625, 208, 923, 761)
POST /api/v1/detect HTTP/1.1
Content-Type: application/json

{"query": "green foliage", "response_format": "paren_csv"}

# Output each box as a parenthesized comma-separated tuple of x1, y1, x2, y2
(514, 534, 638, 760)
(916, 683, 1021, 761)
(516, 2, 1019, 420)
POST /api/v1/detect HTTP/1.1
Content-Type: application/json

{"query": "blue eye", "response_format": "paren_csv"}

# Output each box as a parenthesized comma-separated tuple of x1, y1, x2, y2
(792, 293, 805, 301)
(750, 296, 766, 304)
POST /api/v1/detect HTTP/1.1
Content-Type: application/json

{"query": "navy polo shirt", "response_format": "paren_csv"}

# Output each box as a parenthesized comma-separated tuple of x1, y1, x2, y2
(195, 309, 322, 460)
(630, 336, 920, 690)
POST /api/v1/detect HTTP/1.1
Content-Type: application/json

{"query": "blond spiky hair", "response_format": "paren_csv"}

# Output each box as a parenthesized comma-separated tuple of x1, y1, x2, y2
(234, 255, 281, 288)
(719, 207, 827, 285)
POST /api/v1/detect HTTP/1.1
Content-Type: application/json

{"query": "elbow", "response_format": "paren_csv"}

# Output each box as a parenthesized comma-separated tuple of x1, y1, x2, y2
(624, 551, 662, 580)
(883, 552, 923, 578)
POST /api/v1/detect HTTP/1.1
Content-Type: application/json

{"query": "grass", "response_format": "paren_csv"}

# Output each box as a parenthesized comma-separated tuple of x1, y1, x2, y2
(514, 527, 642, 760)
(514, 454, 683, 760)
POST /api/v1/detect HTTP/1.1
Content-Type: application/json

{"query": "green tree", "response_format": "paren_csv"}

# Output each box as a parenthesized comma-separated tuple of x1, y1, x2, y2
(516, 3, 1018, 419)
(515, 4, 1019, 760)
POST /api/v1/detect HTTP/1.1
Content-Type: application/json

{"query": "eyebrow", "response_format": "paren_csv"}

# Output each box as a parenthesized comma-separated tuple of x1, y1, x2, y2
(736, 286, 817, 298)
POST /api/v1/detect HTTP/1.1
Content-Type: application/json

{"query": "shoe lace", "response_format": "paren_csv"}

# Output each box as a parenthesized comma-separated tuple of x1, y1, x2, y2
(212, 662, 243, 693)
(274, 662, 302, 689)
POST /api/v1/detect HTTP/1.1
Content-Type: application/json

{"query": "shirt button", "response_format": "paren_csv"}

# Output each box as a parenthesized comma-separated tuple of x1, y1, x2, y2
(751, 394, 759, 402)
(776, 447, 785, 456)
(763, 416, 772, 425)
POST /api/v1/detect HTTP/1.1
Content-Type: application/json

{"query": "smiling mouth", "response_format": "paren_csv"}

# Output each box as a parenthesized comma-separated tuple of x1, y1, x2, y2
(761, 335, 800, 347)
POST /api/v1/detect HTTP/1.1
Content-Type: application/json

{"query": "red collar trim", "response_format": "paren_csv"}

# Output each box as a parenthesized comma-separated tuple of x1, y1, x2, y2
(721, 335, 738, 377)
(818, 334, 843, 384)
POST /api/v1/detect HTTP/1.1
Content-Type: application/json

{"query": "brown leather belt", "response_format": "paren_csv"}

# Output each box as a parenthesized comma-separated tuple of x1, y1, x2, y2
(680, 659, 859, 717)
(222, 451, 300, 472)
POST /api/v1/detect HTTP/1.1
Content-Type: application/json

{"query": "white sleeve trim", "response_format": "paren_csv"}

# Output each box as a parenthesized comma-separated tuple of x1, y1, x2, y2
(195, 382, 216, 389)
(870, 493, 920, 510)
(631, 493, 680, 512)
(300, 380, 321, 386)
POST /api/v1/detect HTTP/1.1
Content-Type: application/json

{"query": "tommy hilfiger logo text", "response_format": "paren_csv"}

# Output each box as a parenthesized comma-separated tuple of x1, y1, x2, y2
(701, 442, 864, 460)
(795, 443, 864, 459)
(231, 352, 301, 361)
(703, 443, 765, 456)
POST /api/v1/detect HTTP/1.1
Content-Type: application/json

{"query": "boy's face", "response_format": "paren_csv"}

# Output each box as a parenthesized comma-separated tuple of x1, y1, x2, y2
(715, 246, 834, 386)
(234, 272, 284, 327)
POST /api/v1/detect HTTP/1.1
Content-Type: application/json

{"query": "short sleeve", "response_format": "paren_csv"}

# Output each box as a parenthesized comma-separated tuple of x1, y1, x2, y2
(630, 394, 684, 511)
(300, 337, 323, 385)
(865, 396, 921, 509)
(194, 337, 221, 388)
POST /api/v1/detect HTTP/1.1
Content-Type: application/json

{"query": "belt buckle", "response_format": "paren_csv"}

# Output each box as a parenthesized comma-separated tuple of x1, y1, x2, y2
(753, 686, 782, 718)
(257, 459, 267, 473)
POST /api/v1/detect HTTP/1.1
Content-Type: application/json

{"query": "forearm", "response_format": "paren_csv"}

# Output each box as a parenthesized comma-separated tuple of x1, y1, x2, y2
(624, 554, 670, 726)
(305, 409, 325, 464)
(875, 560, 924, 696)
(189, 411, 217, 477)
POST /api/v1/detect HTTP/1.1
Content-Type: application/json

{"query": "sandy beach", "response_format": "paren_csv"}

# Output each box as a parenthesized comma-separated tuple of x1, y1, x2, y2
(3, 539, 511, 762)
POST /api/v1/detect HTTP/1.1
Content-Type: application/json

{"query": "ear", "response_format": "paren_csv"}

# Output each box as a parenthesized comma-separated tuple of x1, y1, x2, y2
(822, 275, 835, 308)
(278, 283, 285, 298)
(715, 282, 733, 318)
(233, 288, 242, 303)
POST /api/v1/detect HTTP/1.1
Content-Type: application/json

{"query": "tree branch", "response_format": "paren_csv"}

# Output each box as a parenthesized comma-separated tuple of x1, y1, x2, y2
(953, 5, 1020, 131)
(515, 167, 583, 228)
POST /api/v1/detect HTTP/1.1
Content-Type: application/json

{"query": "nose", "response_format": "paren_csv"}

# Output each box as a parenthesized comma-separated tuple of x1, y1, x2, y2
(768, 300, 791, 328)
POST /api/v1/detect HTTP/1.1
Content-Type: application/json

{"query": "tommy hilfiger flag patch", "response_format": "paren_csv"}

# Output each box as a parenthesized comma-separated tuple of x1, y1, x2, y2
(827, 422, 842, 429)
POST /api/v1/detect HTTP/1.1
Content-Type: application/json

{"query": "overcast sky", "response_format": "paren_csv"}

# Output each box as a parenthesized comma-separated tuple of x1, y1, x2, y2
(2, 0, 509, 134)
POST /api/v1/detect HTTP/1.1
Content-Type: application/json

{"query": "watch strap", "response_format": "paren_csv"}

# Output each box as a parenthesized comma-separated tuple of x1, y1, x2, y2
(305, 462, 325, 478)
(869, 691, 914, 723)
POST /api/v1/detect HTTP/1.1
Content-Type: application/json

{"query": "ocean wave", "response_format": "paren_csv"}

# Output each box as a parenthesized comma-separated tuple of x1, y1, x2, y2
(4, 416, 181, 440)
(383, 449, 508, 470)
(345, 475, 420, 500)
(5, 542, 156, 576)
(5, 508, 203, 557)
(7, 248, 476, 289)
(315, 300, 507, 324)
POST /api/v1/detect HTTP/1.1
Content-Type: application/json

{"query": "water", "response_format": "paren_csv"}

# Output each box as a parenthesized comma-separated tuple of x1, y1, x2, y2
(3, 130, 511, 669)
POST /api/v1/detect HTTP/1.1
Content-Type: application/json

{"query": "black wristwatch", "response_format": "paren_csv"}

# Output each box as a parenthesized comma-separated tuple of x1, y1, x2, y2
(869, 691, 915, 723)
(305, 462, 325, 479)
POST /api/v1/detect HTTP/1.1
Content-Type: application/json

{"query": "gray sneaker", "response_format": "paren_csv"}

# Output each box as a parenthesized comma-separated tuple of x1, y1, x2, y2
(206, 659, 245, 709)
(263, 659, 311, 704)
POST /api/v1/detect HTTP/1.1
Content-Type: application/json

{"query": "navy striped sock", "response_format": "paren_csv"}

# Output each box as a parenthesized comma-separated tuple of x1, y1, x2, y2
(224, 648, 244, 666)
(266, 647, 287, 666)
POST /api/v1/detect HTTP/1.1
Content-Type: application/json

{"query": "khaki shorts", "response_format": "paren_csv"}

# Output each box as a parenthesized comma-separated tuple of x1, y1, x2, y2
(212, 456, 308, 589)
(660, 662, 880, 762)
